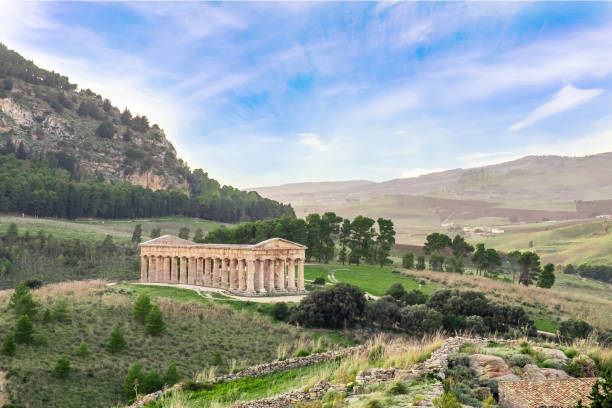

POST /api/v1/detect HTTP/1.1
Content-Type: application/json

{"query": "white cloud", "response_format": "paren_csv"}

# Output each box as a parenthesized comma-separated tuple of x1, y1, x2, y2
(510, 84, 604, 131)
(297, 133, 328, 151)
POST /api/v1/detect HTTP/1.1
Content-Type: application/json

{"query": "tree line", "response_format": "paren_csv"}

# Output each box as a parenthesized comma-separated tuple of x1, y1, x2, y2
(402, 232, 556, 288)
(0, 152, 294, 222)
(563, 263, 612, 284)
(203, 213, 396, 266)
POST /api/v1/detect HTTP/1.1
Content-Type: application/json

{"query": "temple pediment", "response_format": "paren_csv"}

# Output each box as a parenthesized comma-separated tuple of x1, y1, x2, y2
(252, 238, 307, 250)
(140, 235, 197, 247)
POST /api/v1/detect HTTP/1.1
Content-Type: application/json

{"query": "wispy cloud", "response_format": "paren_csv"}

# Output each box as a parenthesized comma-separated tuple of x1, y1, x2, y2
(510, 84, 604, 131)
(298, 133, 328, 151)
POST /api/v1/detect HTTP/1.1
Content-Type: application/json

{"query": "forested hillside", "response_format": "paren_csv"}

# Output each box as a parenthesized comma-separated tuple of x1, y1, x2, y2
(0, 43, 294, 222)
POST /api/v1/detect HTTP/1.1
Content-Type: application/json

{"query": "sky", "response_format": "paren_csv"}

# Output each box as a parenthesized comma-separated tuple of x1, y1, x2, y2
(1, 1, 612, 188)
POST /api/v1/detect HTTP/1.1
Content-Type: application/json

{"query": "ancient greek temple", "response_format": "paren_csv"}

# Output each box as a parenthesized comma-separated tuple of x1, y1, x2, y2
(139, 235, 307, 295)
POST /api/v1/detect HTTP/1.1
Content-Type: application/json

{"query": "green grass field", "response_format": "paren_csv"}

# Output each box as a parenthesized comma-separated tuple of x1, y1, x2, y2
(0, 215, 226, 243)
(305, 264, 436, 296)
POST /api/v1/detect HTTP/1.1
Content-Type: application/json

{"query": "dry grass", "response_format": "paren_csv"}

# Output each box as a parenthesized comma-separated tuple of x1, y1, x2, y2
(33, 279, 107, 300)
(405, 269, 612, 330)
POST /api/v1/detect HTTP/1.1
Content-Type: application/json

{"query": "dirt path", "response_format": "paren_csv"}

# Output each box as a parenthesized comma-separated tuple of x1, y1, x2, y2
(120, 282, 308, 303)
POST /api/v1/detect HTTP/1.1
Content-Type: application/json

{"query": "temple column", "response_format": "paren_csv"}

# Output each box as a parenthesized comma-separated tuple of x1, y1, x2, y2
(189, 257, 196, 285)
(257, 259, 266, 293)
(267, 260, 275, 292)
(180, 257, 187, 284)
(149, 257, 156, 282)
(221, 259, 228, 288)
(246, 260, 255, 293)
(171, 256, 178, 283)
(203, 258, 211, 286)
(229, 259, 237, 290)
(238, 260, 246, 291)
(141, 256, 147, 282)
(164, 256, 172, 283)
(157, 256, 164, 282)
(297, 259, 305, 291)
(196, 257, 202, 285)
(288, 258, 296, 290)
(279, 259, 286, 291)
(213, 258, 220, 287)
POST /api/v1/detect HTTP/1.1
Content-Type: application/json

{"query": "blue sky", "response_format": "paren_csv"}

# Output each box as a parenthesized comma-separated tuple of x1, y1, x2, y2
(1, 1, 612, 188)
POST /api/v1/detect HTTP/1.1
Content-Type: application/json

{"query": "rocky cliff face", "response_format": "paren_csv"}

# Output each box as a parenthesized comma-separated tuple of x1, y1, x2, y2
(0, 77, 187, 191)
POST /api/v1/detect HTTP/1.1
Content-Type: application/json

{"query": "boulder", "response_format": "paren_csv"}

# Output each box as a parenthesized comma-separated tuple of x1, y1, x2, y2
(520, 364, 570, 380)
(468, 354, 513, 380)
(533, 347, 567, 362)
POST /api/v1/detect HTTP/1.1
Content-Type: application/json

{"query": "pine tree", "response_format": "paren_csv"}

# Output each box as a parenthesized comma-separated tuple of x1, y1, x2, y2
(123, 363, 144, 397)
(145, 305, 165, 336)
(55, 355, 71, 379)
(132, 224, 142, 243)
(163, 363, 180, 386)
(14, 315, 34, 344)
(106, 326, 126, 353)
(150, 228, 161, 239)
(9, 281, 38, 319)
(178, 227, 190, 240)
(133, 294, 152, 323)
(42, 308, 52, 324)
(1, 331, 16, 356)
(75, 342, 89, 357)
(193, 228, 204, 242)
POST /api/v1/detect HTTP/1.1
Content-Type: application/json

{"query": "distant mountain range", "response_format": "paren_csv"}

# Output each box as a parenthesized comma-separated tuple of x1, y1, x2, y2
(252, 152, 612, 207)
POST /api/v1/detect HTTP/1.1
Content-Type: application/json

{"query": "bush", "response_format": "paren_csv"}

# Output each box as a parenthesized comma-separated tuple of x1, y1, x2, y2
(365, 297, 400, 329)
(9, 281, 38, 318)
(24, 279, 43, 289)
(386, 283, 407, 301)
(402, 252, 414, 269)
(559, 319, 593, 340)
(182, 380, 213, 392)
(270, 302, 289, 321)
(464, 315, 487, 336)
(164, 363, 180, 386)
(55, 355, 71, 379)
(291, 283, 366, 329)
(387, 380, 409, 395)
(106, 326, 126, 353)
(399, 304, 443, 335)
(508, 354, 534, 367)
(212, 351, 223, 366)
(124, 363, 144, 397)
(312, 277, 326, 285)
(448, 353, 470, 368)
(145, 305, 166, 335)
(433, 392, 462, 408)
(294, 349, 310, 357)
(75, 342, 90, 357)
(95, 121, 115, 139)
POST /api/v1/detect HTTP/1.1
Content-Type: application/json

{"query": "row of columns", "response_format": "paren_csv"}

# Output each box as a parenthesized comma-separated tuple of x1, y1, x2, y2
(140, 255, 305, 293)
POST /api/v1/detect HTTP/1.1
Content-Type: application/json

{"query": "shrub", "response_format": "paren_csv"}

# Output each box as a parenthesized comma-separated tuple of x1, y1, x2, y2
(124, 363, 144, 397)
(563, 348, 579, 359)
(24, 279, 43, 289)
(559, 319, 593, 340)
(42, 309, 52, 324)
(106, 326, 126, 353)
(387, 380, 409, 395)
(294, 349, 310, 357)
(212, 351, 223, 366)
(312, 277, 326, 285)
(75, 342, 90, 357)
(95, 121, 115, 139)
(402, 252, 414, 269)
(365, 399, 384, 408)
(291, 283, 366, 329)
(182, 380, 213, 392)
(464, 315, 487, 336)
(365, 297, 400, 329)
(563, 356, 598, 378)
(386, 283, 407, 301)
(270, 302, 289, 321)
(433, 392, 462, 408)
(399, 304, 443, 335)
(55, 355, 71, 379)
(164, 363, 180, 386)
(404, 289, 427, 306)
(1, 331, 16, 356)
(14, 315, 34, 344)
(448, 353, 470, 368)
(33, 333, 48, 347)
(133, 293, 152, 323)
(52, 298, 69, 321)
(508, 354, 534, 367)
(145, 305, 166, 335)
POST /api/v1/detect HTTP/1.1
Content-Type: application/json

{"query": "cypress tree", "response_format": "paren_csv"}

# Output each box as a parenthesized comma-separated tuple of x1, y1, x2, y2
(145, 305, 165, 336)
(131, 224, 142, 243)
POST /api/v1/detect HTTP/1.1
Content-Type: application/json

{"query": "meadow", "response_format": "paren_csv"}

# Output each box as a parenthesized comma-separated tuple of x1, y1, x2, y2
(0, 281, 326, 408)
(0, 215, 226, 243)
